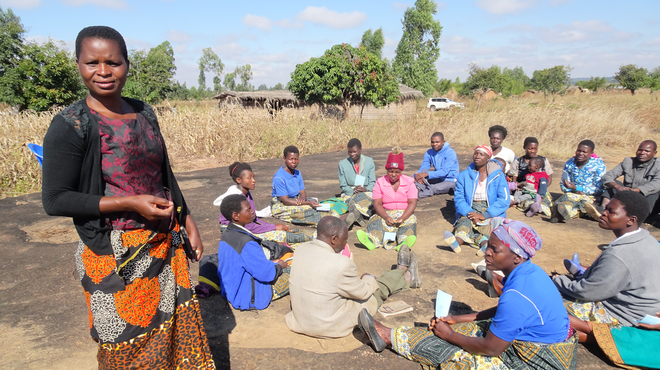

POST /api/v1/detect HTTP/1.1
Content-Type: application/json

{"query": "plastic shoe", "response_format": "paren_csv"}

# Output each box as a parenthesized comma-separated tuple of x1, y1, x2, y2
(476, 266, 498, 298)
(396, 235, 416, 251)
(397, 245, 411, 267)
(344, 212, 356, 228)
(443, 230, 461, 253)
(557, 203, 570, 222)
(584, 202, 603, 220)
(356, 230, 376, 250)
(527, 195, 543, 217)
(476, 244, 488, 256)
(358, 309, 387, 352)
(564, 258, 586, 276)
(408, 252, 422, 288)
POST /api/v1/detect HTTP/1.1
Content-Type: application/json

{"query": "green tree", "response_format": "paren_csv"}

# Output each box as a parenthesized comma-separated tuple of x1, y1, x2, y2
(0, 7, 25, 78)
(289, 43, 399, 120)
(360, 28, 385, 59)
(257, 84, 268, 91)
(647, 67, 660, 101)
(503, 66, 531, 91)
(531, 65, 572, 102)
(234, 64, 253, 91)
(198, 47, 224, 93)
(223, 71, 236, 91)
(0, 40, 85, 111)
(392, 0, 442, 97)
(614, 64, 648, 95)
(123, 49, 149, 101)
(434, 78, 453, 95)
(124, 42, 176, 104)
(270, 82, 284, 90)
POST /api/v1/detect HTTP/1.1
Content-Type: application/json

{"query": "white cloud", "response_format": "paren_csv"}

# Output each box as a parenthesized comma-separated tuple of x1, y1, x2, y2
(0, 0, 41, 9)
(296, 6, 367, 29)
(392, 2, 409, 10)
(257, 53, 292, 64)
(166, 29, 191, 43)
(61, 0, 128, 9)
(125, 37, 153, 51)
(476, 0, 538, 15)
(243, 14, 273, 31)
(275, 19, 303, 29)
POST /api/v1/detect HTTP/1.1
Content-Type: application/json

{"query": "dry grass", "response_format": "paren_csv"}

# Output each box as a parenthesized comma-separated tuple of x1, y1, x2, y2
(1, 93, 657, 198)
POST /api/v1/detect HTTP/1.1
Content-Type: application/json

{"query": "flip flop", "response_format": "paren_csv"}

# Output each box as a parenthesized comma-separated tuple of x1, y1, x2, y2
(356, 230, 376, 250)
(443, 230, 461, 253)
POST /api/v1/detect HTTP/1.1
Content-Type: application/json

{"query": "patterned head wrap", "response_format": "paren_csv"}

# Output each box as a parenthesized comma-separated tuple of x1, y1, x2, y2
(492, 219, 542, 259)
(475, 145, 493, 157)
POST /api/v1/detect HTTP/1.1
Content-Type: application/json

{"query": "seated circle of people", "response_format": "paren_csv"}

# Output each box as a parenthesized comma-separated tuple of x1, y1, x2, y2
(215, 194, 291, 310)
(271, 145, 328, 227)
(214, 162, 314, 247)
(358, 219, 579, 369)
(488, 125, 516, 174)
(509, 136, 554, 216)
(338, 138, 377, 228)
(593, 140, 659, 220)
(413, 132, 459, 199)
(511, 156, 550, 218)
(444, 145, 510, 254)
(285, 216, 421, 339)
(550, 139, 606, 223)
(356, 147, 418, 250)
(553, 191, 660, 354)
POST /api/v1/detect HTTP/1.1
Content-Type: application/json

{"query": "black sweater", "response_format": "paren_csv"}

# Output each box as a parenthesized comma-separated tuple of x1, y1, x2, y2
(42, 98, 189, 255)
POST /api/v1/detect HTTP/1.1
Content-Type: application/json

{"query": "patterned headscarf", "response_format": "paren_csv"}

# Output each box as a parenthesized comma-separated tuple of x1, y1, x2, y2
(492, 219, 542, 259)
(475, 145, 493, 157)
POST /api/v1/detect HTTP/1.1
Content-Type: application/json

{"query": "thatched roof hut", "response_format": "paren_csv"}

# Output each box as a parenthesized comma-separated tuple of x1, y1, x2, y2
(214, 90, 304, 111)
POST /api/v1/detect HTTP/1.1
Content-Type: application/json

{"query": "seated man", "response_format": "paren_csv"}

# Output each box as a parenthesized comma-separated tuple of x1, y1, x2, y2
(553, 191, 660, 342)
(590, 140, 660, 219)
(216, 194, 290, 310)
(413, 132, 459, 198)
(285, 216, 420, 339)
(550, 139, 606, 223)
(338, 138, 376, 227)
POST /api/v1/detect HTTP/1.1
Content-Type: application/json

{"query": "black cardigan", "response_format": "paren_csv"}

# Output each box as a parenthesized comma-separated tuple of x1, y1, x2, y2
(42, 98, 189, 255)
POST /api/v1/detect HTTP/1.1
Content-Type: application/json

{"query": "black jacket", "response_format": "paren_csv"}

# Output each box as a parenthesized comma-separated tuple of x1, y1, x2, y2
(42, 98, 188, 255)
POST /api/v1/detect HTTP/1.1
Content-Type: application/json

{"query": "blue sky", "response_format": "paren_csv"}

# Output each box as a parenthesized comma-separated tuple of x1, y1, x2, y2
(3, 0, 659, 89)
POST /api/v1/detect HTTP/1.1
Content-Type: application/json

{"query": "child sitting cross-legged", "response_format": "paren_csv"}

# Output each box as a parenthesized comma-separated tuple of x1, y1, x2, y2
(512, 157, 552, 217)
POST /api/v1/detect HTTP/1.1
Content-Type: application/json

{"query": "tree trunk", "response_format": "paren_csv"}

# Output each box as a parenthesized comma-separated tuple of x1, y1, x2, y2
(360, 103, 365, 120)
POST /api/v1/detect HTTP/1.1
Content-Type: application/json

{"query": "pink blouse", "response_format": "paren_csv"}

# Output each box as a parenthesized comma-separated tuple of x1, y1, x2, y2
(372, 174, 418, 210)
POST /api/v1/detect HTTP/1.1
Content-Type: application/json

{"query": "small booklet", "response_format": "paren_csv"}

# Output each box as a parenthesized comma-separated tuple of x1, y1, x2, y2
(636, 314, 660, 325)
(354, 174, 366, 187)
(378, 300, 413, 317)
(383, 232, 397, 243)
(317, 203, 331, 212)
(435, 289, 452, 318)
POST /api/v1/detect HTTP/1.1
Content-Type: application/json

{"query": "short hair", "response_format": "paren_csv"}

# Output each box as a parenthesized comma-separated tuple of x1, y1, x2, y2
(431, 132, 444, 140)
(523, 137, 538, 148)
(494, 157, 506, 169)
(220, 194, 247, 221)
(317, 216, 347, 240)
(641, 140, 658, 151)
(613, 191, 650, 226)
(75, 26, 128, 62)
(529, 156, 544, 168)
(228, 162, 252, 183)
(578, 140, 595, 152)
(283, 145, 299, 157)
(488, 125, 508, 139)
(347, 138, 362, 149)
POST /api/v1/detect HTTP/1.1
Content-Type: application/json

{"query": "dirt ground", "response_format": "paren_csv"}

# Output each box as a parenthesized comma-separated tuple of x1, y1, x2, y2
(1, 144, 658, 370)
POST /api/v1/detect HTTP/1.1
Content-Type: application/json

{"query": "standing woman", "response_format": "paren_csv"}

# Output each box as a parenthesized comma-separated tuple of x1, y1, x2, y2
(41, 27, 214, 369)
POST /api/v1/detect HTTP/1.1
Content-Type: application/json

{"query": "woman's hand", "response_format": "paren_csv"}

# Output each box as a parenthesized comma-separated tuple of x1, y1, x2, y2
(467, 212, 485, 223)
(275, 224, 290, 231)
(306, 200, 320, 209)
(563, 179, 577, 191)
(638, 313, 660, 330)
(273, 259, 288, 269)
(431, 318, 455, 340)
(385, 216, 396, 226)
(185, 215, 204, 262)
(440, 315, 458, 326)
(354, 185, 367, 193)
(101, 195, 173, 220)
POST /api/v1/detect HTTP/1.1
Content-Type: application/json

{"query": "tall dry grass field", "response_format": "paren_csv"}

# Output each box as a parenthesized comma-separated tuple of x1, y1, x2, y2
(1, 93, 657, 198)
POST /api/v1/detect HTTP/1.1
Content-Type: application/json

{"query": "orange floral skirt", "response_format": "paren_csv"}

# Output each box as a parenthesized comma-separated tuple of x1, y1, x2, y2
(75, 225, 215, 369)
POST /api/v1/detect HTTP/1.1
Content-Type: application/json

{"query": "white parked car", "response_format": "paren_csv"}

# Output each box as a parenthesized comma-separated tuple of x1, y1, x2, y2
(427, 97, 464, 111)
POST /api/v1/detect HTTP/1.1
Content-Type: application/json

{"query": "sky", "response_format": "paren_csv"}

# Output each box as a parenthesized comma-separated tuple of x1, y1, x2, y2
(3, 0, 660, 89)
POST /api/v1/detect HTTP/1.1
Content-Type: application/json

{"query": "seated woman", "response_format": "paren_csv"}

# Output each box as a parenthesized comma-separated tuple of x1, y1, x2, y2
(550, 140, 606, 223)
(510, 137, 554, 216)
(356, 147, 417, 250)
(271, 145, 327, 227)
(214, 162, 314, 247)
(358, 219, 578, 370)
(444, 145, 510, 254)
(217, 194, 290, 310)
(338, 138, 376, 227)
(552, 191, 660, 350)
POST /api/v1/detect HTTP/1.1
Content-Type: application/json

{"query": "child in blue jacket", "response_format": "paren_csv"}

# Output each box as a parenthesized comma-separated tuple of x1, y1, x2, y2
(217, 194, 289, 310)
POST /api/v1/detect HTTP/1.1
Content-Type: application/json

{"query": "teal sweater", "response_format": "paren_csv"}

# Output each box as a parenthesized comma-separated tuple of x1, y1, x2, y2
(338, 155, 376, 195)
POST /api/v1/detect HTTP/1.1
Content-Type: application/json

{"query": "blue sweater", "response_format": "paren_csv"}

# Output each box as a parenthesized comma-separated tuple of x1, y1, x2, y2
(454, 163, 510, 220)
(217, 224, 282, 310)
(417, 142, 459, 181)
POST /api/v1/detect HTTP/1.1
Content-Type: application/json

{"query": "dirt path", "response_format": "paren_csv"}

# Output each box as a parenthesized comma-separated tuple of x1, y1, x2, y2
(1, 145, 657, 369)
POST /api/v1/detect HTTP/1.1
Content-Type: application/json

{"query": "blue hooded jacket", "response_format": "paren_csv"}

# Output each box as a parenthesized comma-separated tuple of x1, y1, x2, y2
(417, 142, 459, 182)
(217, 223, 282, 310)
(454, 161, 510, 220)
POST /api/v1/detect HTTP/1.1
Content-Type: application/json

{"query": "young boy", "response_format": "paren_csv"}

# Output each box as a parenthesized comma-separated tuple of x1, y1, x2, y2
(512, 157, 549, 217)
(216, 194, 289, 310)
